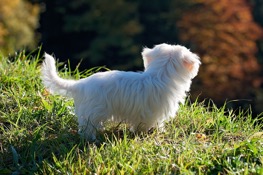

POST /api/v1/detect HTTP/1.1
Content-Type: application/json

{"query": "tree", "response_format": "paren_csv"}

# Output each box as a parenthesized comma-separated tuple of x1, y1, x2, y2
(0, 0, 40, 55)
(177, 0, 263, 104)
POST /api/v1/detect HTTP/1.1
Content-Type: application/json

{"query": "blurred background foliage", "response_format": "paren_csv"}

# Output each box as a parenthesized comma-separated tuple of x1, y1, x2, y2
(0, 0, 263, 115)
(0, 0, 40, 55)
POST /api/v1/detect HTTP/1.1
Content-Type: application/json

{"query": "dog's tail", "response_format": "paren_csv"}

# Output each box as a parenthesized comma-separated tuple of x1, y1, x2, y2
(41, 53, 76, 97)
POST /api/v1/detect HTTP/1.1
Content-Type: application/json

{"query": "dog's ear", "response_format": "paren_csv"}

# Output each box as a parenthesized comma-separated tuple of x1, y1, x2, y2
(142, 48, 153, 68)
(183, 59, 194, 72)
(142, 48, 151, 58)
(182, 53, 200, 72)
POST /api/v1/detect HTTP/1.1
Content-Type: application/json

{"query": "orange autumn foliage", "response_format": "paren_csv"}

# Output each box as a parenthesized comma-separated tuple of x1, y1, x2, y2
(0, 0, 40, 54)
(177, 0, 263, 103)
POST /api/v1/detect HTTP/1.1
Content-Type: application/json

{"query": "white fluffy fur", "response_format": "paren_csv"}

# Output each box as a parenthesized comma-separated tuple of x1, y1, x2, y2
(41, 43, 201, 140)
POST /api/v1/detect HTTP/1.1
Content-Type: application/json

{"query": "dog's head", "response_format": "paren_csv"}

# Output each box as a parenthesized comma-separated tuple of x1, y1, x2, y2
(142, 43, 201, 79)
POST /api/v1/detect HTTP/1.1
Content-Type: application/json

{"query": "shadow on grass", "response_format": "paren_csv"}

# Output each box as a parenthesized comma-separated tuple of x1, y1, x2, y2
(0, 124, 148, 174)
(0, 127, 79, 174)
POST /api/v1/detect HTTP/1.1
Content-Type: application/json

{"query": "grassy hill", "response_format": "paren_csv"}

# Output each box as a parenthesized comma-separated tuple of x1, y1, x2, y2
(0, 51, 262, 174)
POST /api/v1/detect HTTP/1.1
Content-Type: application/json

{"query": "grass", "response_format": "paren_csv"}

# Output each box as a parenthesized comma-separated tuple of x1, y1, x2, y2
(0, 51, 262, 174)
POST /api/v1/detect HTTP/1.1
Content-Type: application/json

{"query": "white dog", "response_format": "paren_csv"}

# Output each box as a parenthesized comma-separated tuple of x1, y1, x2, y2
(41, 43, 201, 140)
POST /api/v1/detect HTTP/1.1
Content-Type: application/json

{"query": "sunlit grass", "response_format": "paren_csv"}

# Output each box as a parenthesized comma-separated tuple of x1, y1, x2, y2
(0, 51, 262, 174)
